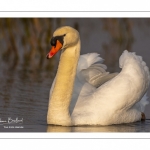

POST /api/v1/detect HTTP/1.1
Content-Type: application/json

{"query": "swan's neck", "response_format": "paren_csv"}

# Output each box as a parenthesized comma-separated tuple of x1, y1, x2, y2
(47, 41, 80, 126)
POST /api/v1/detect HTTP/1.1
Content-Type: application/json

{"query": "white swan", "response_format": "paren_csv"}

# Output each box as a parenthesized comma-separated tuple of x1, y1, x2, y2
(46, 26, 150, 126)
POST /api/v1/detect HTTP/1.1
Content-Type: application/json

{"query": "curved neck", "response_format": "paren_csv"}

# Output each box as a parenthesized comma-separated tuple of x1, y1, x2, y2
(47, 40, 80, 126)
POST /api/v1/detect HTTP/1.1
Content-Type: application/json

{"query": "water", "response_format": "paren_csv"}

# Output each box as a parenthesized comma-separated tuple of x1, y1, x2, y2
(0, 60, 50, 132)
(0, 18, 150, 132)
(1, 121, 150, 132)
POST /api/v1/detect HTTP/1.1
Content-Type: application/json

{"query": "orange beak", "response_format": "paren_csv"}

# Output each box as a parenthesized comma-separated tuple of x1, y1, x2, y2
(47, 40, 63, 59)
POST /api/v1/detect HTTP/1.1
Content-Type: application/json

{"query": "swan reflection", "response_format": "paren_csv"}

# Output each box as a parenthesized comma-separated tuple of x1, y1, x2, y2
(47, 120, 149, 132)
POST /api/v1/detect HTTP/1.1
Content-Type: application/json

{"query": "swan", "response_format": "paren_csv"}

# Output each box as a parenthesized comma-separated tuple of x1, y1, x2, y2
(46, 26, 150, 126)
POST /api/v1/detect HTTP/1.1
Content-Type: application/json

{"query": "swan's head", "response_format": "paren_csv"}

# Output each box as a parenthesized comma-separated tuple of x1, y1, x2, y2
(47, 26, 80, 59)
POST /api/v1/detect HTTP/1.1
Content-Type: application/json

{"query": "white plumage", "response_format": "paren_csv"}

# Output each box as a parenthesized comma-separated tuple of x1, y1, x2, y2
(47, 26, 149, 126)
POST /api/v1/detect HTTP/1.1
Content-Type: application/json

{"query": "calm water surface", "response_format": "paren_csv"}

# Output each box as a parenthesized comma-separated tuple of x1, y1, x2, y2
(0, 18, 150, 132)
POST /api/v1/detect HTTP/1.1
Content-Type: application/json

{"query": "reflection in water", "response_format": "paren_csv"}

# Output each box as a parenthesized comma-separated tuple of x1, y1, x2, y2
(0, 18, 150, 132)
(0, 120, 150, 132)
(47, 120, 150, 132)
(47, 125, 72, 132)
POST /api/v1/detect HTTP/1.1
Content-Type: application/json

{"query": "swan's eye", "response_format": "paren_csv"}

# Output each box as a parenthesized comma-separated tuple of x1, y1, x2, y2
(50, 35, 64, 47)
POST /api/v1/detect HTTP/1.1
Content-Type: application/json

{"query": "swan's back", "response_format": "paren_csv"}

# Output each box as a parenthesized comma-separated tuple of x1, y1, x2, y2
(71, 50, 149, 125)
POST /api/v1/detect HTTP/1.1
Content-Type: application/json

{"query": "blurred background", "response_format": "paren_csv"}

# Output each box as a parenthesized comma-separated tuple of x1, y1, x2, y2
(0, 18, 150, 132)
